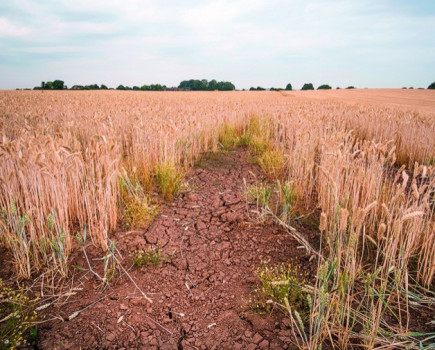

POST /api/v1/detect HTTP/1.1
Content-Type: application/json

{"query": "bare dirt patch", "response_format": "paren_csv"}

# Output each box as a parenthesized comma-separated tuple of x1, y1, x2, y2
(33, 148, 315, 349)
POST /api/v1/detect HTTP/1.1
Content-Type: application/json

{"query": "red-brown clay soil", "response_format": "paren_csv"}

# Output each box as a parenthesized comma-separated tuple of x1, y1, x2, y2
(33, 148, 315, 349)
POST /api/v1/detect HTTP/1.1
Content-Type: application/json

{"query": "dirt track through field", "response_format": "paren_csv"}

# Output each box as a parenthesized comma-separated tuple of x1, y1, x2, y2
(38, 148, 313, 349)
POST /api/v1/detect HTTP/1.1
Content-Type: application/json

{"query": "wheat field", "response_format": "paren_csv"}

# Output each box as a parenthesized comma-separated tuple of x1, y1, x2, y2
(0, 90, 434, 348)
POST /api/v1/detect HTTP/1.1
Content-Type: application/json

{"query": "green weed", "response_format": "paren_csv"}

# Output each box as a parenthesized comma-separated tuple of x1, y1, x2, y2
(103, 241, 117, 284)
(123, 198, 158, 230)
(276, 180, 296, 223)
(250, 261, 307, 316)
(120, 169, 158, 229)
(154, 162, 184, 201)
(246, 182, 273, 209)
(240, 116, 272, 155)
(237, 133, 251, 147)
(257, 150, 286, 180)
(132, 246, 175, 269)
(0, 280, 38, 350)
(218, 124, 239, 150)
(249, 135, 271, 156)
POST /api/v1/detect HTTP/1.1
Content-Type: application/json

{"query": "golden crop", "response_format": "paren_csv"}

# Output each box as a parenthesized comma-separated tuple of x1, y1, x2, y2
(0, 90, 434, 348)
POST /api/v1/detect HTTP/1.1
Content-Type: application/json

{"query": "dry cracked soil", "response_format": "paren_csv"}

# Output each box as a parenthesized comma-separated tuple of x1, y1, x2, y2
(25, 148, 316, 349)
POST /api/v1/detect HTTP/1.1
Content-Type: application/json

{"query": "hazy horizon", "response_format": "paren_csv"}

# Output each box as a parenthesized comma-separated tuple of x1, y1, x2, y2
(1, 0, 434, 90)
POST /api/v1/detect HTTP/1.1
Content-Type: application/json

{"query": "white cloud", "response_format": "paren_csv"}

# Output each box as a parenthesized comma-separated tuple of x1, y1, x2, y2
(0, 17, 31, 37)
(179, 0, 266, 29)
(0, 0, 434, 89)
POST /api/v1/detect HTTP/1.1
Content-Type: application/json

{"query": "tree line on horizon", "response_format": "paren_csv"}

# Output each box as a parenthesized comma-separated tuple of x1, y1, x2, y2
(31, 79, 235, 91)
(250, 83, 356, 91)
(28, 80, 435, 91)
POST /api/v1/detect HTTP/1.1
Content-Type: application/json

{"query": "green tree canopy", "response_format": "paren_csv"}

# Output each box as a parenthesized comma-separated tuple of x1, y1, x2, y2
(250, 86, 265, 91)
(428, 82, 435, 89)
(301, 83, 314, 90)
(317, 84, 332, 90)
(140, 84, 166, 91)
(178, 79, 235, 91)
(52, 80, 65, 90)
(37, 80, 65, 90)
(208, 79, 218, 90)
(285, 83, 292, 91)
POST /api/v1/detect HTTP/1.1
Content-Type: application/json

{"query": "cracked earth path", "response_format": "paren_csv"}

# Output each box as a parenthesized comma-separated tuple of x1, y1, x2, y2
(39, 148, 313, 349)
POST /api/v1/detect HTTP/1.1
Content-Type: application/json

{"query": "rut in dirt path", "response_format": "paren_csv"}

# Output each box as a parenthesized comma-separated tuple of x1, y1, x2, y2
(38, 148, 314, 350)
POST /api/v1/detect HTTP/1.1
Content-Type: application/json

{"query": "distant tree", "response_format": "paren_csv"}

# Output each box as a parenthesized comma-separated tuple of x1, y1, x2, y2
(188, 80, 202, 91)
(116, 85, 126, 90)
(52, 80, 65, 90)
(44, 81, 53, 90)
(139, 84, 165, 91)
(208, 79, 218, 91)
(317, 84, 332, 90)
(100, 84, 108, 90)
(39, 80, 64, 90)
(402, 87, 407, 89)
(150, 84, 164, 91)
(285, 83, 292, 91)
(81, 84, 100, 90)
(301, 83, 314, 90)
(428, 82, 435, 89)
(178, 80, 189, 90)
(346, 86, 355, 89)
(336, 87, 341, 89)
(409, 87, 414, 89)
(197, 80, 208, 90)
(189, 80, 201, 90)
(178, 79, 235, 91)
(133, 86, 140, 91)
(218, 81, 235, 91)
(152, 84, 166, 91)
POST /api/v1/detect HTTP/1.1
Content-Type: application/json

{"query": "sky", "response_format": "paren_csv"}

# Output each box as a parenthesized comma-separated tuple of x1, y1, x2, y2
(0, 0, 434, 90)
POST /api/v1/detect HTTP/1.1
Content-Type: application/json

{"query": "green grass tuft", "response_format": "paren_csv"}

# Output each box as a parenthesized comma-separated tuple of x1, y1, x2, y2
(257, 150, 286, 180)
(218, 124, 240, 150)
(155, 162, 184, 201)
